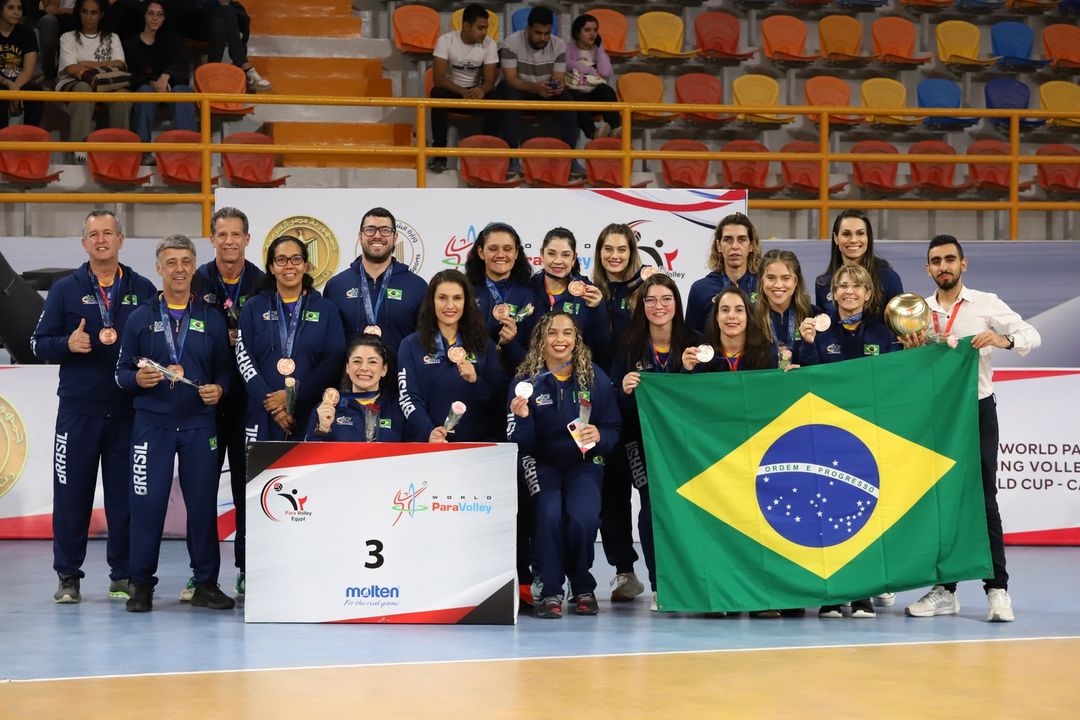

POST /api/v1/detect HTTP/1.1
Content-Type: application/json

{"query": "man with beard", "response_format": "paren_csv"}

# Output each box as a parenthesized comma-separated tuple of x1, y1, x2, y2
(324, 206, 427, 355)
(901, 234, 1040, 623)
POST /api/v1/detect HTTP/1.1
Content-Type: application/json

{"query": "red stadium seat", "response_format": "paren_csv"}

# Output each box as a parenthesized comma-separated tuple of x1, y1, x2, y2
(584, 138, 650, 188)
(457, 135, 522, 188)
(660, 139, 718, 188)
(521, 137, 585, 188)
(694, 12, 755, 64)
(675, 73, 735, 125)
(588, 8, 639, 58)
(967, 139, 1033, 195)
(804, 76, 865, 126)
(1036, 144, 1080, 197)
(392, 5, 440, 55)
(154, 129, 218, 187)
(908, 140, 973, 194)
(761, 15, 821, 67)
(852, 139, 913, 195)
(0, 124, 62, 187)
(222, 132, 289, 188)
(872, 17, 932, 67)
(721, 139, 784, 195)
(194, 63, 254, 116)
(87, 128, 151, 189)
(780, 141, 848, 196)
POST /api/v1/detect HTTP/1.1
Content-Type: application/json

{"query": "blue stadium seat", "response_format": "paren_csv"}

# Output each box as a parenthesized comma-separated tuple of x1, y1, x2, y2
(917, 79, 978, 129)
(985, 78, 1045, 130)
(991, 22, 1049, 72)
(511, 8, 559, 36)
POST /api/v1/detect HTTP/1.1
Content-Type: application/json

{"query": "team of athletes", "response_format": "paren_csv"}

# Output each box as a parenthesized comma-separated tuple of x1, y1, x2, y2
(33, 205, 1039, 621)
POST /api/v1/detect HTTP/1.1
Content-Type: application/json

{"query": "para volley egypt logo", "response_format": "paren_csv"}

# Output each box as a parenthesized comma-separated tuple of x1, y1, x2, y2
(261, 475, 312, 523)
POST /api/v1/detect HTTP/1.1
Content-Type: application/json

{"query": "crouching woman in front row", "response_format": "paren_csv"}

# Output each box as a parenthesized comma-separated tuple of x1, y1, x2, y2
(507, 312, 620, 620)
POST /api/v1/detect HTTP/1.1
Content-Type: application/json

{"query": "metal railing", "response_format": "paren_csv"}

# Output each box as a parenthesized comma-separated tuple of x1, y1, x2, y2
(2, 88, 1078, 238)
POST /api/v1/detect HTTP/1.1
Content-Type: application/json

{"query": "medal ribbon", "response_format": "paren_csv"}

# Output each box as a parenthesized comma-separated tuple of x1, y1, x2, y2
(840, 311, 864, 332)
(932, 299, 963, 336)
(89, 268, 121, 328)
(722, 352, 741, 372)
(527, 359, 572, 385)
(435, 332, 464, 360)
(649, 340, 669, 371)
(359, 263, 393, 330)
(484, 277, 505, 306)
(770, 308, 796, 348)
(219, 266, 244, 305)
(159, 296, 190, 365)
(275, 292, 304, 360)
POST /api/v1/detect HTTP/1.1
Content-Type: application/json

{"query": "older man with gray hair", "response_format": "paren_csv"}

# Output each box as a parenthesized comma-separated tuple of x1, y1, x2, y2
(115, 234, 235, 613)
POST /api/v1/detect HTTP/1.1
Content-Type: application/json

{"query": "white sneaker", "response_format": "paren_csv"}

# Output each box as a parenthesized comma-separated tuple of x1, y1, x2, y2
(986, 588, 1015, 622)
(650, 592, 658, 612)
(246, 67, 272, 92)
(905, 585, 959, 617)
(178, 576, 196, 602)
(594, 121, 612, 138)
(610, 571, 645, 602)
(873, 592, 896, 607)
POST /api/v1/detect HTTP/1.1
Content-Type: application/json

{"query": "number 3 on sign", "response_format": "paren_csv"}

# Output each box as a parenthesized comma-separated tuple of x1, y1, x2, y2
(365, 539, 384, 569)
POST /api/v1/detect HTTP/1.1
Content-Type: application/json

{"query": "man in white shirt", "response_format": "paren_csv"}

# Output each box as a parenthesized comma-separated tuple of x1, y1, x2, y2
(428, 3, 499, 173)
(902, 235, 1041, 622)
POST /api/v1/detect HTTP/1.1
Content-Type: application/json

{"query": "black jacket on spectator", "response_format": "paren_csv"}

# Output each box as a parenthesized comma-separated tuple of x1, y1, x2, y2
(123, 31, 189, 88)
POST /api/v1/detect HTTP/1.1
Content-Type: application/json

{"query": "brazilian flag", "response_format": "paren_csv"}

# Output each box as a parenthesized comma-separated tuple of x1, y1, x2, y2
(635, 342, 991, 611)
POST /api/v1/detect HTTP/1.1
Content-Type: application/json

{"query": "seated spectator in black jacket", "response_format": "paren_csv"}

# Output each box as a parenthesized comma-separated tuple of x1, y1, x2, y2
(165, 0, 271, 91)
(124, 1, 195, 144)
(0, 0, 43, 128)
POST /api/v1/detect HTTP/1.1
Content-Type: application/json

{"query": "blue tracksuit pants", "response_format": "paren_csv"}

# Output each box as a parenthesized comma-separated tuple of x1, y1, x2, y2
(530, 461, 603, 598)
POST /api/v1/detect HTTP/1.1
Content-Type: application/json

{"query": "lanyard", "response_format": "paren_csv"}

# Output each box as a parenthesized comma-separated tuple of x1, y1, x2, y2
(722, 353, 741, 372)
(89, 268, 120, 328)
(770, 308, 796, 347)
(485, 277, 505, 305)
(219, 267, 244, 305)
(932, 299, 963, 336)
(275, 293, 304, 359)
(649, 340, 670, 371)
(159, 296, 189, 365)
(840, 311, 864, 331)
(360, 263, 393, 329)
(527, 359, 572, 385)
(434, 332, 462, 359)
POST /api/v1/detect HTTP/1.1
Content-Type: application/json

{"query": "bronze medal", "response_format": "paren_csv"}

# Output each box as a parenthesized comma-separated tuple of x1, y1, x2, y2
(640, 266, 658, 280)
(322, 387, 340, 406)
(568, 280, 586, 297)
(363, 325, 382, 337)
(166, 364, 185, 379)
(98, 327, 118, 345)
(277, 357, 296, 376)
(447, 346, 467, 364)
(492, 304, 511, 322)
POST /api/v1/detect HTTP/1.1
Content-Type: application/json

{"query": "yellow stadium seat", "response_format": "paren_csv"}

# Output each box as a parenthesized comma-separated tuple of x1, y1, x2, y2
(637, 11, 699, 59)
(450, 8, 499, 42)
(1040, 81, 1080, 128)
(861, 78, 921, 126)
(819, 16, 876, 66)
(731, 74, 794, 124)
(936, 20, 998, 68)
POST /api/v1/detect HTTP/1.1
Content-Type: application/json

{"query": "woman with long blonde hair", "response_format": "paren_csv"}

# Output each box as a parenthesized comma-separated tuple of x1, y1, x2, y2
(752, 249, 819, 367)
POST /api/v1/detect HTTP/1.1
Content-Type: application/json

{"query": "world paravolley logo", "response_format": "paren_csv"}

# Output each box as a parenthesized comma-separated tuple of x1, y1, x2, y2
(0, 394, 29, 499)
(353, 219, 426, 275)
(265, 216, 340, 289)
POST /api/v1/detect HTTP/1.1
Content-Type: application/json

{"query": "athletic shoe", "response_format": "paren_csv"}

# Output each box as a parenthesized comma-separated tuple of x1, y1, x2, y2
(873, 592, 896, 607)
(750, 609, 780, 619)
(986, 588, 1015, 622)
(126, 584, 153, 613)
(818, 604, 843, 618)
(73, 151, 88, 164)
(594, 121, 612, 138)
(54, 575, 80, 603)
(851, 598, 876, 618)
(610, 572, 645, 602)
(427, 157, 447, 174)
(246, 67, 271, 92)
(572, 592, 599, 616)
(704, 611, 728, 618)
(536, 595, 563, 619)
(650, 592, 658, 612)
(518, 583, 534, 607)
(108, 578, 132, 600)
(235, 572, 245, 599)
(780, 608, 806, 617)
(570, 161, 586, 180)
(178, 576, 196, 602)
(905, 585, 959, 617)
(191, 583, 236, 610)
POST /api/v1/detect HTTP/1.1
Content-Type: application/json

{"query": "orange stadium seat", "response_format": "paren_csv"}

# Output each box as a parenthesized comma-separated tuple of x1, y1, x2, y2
(637, 11, 699, 59)
(908, 140, 973, 194)
(861, 78, 920, 127)
(937, 20, 998, 68)
(660, 139, 717, 188)
(819, 16, 876, 66)
(805, 76, 864, 126)
(521, 137, 585, 188)
(154, 129, 218, 187)
(1040, 81, 1080, 127)
(967, 139, 1033, 195)
(721, 140, 784, 195)
(0, 124, 62, 187)
(1036, 144, 1080, 197)
(851, 139, 913, 195)
(457, 135, 522, 188)
(1042, 25, 1080, 69)
(872, 17, 931, 67)
(694, 12, 755, 64)
(780, 140, 848, 196)
(675, 73, 735, 125)
(732, 74, 794, 125)
(222, 132, 289, 188)
(1007, 0, 1059, 11)
(588, 9, 638, 58)
(194, 63, 254, 116)
(450, 7, 499, 41)
(616, 72, 678, 124)
(393, 5, 441, 55)
(584, 138, 650, 188)
(761, 15, 821, 67)
(86, 128, 151, 189)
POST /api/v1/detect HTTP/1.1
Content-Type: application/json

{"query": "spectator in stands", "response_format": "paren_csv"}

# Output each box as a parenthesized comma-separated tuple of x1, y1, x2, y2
(428, 2, 499, 174)
(57, 0, 131, 163)
(495, 5, 582, 177)
(101, 0, 144, 38)
(30, 0, 79, 84)
(0, 0, 44, 128)
(814, 209, 903, 319)
(166, 0, 270, 92)
(565, 13, 619, 140)
(124, 1, 195, 148)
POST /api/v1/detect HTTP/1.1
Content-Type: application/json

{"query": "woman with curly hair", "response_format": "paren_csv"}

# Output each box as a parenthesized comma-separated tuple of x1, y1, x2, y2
(397, 269, 503, 442)
(507, 311, 620, 619)
(685, 213, 762, 335)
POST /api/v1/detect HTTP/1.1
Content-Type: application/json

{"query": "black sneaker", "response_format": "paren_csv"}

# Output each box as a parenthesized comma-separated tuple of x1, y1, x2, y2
(850, 598, 876, 618)
(535, 595, 563, 619)
(54, 574, 81, 603)
(818, 604, 843, 618)
(126, 583, 154, 613)
(571, 592, 599, 616)
(191, 582, 236, 610)
(427, 157, 447, 174)
(780, 608, 807, 618)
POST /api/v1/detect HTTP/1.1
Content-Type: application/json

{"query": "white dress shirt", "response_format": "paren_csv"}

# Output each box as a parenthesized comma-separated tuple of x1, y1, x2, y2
(925, 284, 1041, 399)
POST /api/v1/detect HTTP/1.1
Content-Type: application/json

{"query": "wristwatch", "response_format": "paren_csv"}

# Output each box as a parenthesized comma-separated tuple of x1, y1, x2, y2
(1005, 334, 1015, 349)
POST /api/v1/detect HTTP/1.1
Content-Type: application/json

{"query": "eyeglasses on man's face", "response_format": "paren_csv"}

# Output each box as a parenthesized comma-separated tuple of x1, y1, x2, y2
(361, 225, 395, 238)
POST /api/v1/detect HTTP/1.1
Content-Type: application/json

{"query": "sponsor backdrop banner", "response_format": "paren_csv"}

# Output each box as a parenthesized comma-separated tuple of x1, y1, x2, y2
(245, 441, 518, 624)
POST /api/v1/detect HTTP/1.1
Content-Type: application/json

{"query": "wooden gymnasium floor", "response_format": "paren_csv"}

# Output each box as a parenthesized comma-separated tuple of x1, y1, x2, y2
(2, 541, 1078, 719)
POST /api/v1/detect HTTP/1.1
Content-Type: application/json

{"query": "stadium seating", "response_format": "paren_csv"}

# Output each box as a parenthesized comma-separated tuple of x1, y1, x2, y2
(521, 137, 585, 188)
(1042, 25, 1080, 69)
(510, 8, 556, 36)
(222, 132, 289, 188)
(457, 135, 521, 188)
(732, 74, 794, 125)
(917, 79, 978, 129)
(453, 8, 500, 41)
(694, 12, 755, 64)
(154, 130, 218, 187)
(1040, 81, 1080, 127)
(675, 73, 735, 125)
(1036, 144, 1080, 197)
(908, 140, 973, 194)
(584, 138, 650, 188)
(851, 140, 914, 196)
(86, 129, 151, 189)
(955, 0, 1005, 10)
(967, 139, 1033, 195)
(780, 141, 848, 196)
(819, 16, 876, 67)
(836, 0, 889, 10)
(1007, 0, 1059, 10)
(861, 78, 920, 127)
(804, 75, 864, 125)
(872, 17, 931, 67)
(991, 22, 1048, 71)
(721, 140, 784, 195)
(0, 125, 62, 187)
(899, 0, 955, 9)
(660, 139, 717, 188)
(761, 15, 821, 67)
(588, 9, 638, 58)
(985, 78, 1045, 130)
(937, 20, 998, 68)
(637, 12, 698, 59)
(616, 72, 678, 125)
(194, 63, 254, 117)
(393, 5, 440, 55)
